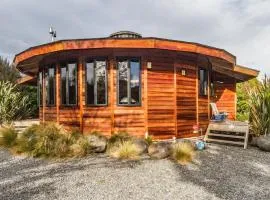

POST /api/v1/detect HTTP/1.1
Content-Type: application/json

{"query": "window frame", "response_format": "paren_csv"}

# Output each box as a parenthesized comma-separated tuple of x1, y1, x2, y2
(84, 58, 108, 107)
(60, 61, 78, 106)
(199, 68, 208, 97)
(45, 65, 56, 106)
(117, 57, 141, 107)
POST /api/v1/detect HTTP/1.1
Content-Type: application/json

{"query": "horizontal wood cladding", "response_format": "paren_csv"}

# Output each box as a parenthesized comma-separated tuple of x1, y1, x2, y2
(176, 64, 197, 137)
(147, 56, 175, 139)
(38, 49, 238, 139)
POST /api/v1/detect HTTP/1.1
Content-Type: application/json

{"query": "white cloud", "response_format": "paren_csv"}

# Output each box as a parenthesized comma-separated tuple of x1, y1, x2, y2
(0, 0, 269, 75)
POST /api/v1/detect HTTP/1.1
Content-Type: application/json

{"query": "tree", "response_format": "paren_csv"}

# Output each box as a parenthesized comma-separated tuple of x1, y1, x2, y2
(0, 56, 20, 82)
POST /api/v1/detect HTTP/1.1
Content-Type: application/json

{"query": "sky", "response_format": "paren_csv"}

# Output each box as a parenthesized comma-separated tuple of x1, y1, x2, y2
(0, 0, 269, 76)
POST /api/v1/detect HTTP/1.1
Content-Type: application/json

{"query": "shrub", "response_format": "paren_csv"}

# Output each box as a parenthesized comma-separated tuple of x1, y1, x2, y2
(15, 124, 39, 153)
(171, 142, 195, 165)
(0, 81, 33, 124)
(0, 126, 18, 147)
(247, 76, 270, 136)
(109, 140, 140, 160)
(108, 132, 132, 148)
(144, 135, 153, 145)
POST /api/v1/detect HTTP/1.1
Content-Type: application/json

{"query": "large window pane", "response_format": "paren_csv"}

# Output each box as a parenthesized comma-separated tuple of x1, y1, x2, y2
(38, 71, 43, 106)
(130, 60, 140, 104)
(86, 62, 94, 105)
(61, 66, 67, 105)
(48, 67, 55, 105)
(199, 69, 208, 96)
(96, 61, 106, 105)
(118, 61, 128, 104)
(68, 63, 77, 105)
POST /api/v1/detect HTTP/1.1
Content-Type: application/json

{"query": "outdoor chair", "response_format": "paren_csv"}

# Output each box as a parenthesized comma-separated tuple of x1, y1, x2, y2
(210, 103, 228, 121)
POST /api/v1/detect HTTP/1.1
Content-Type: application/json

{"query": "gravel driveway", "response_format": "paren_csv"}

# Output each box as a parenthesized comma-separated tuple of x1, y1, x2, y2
(0, 144, 269, 200)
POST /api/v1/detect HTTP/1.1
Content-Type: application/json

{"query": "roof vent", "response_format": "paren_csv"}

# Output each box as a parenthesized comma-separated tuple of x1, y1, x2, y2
(109, 31, 142, 38)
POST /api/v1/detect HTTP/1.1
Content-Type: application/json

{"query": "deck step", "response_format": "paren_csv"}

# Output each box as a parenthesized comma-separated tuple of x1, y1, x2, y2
(207, 133, 245, 139)
(206, 138, 244, 146)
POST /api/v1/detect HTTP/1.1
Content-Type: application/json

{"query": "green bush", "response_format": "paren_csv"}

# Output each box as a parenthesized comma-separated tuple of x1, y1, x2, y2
(108, 132, 132, 148)
(247, 77, 270, 136)
(144, 135, 153, 145)
(171, 142, 195, 165)
(0, 126, 18, 147)
(0, 81, 33, 124)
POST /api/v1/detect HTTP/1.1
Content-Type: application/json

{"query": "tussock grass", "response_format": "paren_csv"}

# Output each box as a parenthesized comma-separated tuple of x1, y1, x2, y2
(0, 126, 17, 147)
(171, 142, 195, 165)
(144, 135, 153, 145)
(108, 132, 132, 148)
(109, 140, 140, 160)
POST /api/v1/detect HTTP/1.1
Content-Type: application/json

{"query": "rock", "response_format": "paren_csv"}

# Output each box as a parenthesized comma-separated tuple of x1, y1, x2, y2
(86, 134, 107, 153)
(133, 138, 148, 154)
(257, 135, 270, 152)
(250, 137, 258, 147)
(148, 142, 170, 159)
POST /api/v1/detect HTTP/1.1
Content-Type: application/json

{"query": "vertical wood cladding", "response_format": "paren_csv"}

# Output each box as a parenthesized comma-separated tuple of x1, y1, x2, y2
(39, 49, 237, 139)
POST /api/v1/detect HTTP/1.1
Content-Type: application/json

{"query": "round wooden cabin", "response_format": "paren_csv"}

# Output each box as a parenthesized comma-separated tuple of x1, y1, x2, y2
(14, 31, 259, 139)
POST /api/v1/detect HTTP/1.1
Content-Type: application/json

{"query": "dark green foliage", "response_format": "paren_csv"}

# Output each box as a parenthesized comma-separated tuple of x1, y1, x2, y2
(0, 56, 20, 83)
(0, 127, 18, 147)
(236, 78, 260, 121)
(108, 132, 132, 147)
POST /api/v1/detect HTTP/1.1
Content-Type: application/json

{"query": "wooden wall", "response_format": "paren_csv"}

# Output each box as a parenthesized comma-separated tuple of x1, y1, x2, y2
(39, 49, 236, 139)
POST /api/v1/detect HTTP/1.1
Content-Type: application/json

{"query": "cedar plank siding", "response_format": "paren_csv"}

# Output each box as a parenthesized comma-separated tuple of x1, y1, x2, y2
(37, 49, 237, 139)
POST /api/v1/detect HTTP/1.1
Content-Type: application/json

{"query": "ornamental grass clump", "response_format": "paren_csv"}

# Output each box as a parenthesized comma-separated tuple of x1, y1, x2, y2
(171, 142, 195, 165)
(0, 126, 18, 147)
(107, 132, 132, 148)
(109, 140, 140, 160)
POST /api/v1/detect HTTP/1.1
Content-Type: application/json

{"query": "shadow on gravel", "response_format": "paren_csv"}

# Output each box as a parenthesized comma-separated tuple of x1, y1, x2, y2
(174, 144, 270, 200)
(0, 150, 145, 200)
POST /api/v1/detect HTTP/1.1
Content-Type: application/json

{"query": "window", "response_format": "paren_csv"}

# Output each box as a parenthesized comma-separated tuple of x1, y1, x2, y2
(61, 63, 77, 105)
(199, 68, 208, 96)
(38, 71, 43, 106)
(45, 66, 56, 106)
(85, 60, 107, 105)
(117, 58, 141, 105)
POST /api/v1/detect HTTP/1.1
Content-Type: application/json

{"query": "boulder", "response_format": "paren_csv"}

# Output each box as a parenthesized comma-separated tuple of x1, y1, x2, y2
(148, 142, 170, 159)
(86, 134, 107, 153)
(257, 135, 270, 152)
(250, 137, 258, 147)
(133, 138, 148, 154)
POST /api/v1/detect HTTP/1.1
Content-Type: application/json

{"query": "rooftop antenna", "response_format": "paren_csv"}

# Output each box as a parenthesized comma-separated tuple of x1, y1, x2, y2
(49, 27, 57, 42)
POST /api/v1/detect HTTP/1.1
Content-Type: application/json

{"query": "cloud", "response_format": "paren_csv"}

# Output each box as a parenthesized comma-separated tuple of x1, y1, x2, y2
(0, 0, 269, 75)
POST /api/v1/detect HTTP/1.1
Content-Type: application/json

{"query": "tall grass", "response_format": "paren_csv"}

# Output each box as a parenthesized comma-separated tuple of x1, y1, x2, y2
(0, 126, 17, 147)
(109, 140, 140, 160)
(247, 76, 270, 136)
(171, 142, 195, 165)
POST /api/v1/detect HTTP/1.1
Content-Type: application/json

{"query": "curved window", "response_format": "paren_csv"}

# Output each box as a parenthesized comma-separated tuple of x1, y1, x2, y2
(117, 58, 141, 106)
(61, 63, 77, 105)
(85, 60, 107, 106)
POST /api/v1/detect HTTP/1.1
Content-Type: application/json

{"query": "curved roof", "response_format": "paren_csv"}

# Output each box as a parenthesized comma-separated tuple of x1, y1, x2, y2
(14, 37, 259, 82)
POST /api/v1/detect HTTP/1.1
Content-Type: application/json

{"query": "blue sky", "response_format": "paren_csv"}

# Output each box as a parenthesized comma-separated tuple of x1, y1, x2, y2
(0, 0, 269, 76)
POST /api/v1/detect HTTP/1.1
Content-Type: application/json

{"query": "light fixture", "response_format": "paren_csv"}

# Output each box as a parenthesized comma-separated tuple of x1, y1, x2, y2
(181, 69, 186, 76)
(147, 62, 152, 69)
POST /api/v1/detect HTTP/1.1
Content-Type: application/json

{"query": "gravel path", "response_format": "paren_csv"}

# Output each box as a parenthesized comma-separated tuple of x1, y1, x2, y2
(0, 144, 270, 200)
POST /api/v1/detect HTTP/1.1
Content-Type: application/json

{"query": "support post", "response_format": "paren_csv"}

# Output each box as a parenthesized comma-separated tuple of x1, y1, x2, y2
(78, 57, 84, 133)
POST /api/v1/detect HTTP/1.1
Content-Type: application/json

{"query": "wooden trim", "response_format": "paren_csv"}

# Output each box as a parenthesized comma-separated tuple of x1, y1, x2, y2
(143, 59, 148, 137)
(14, 38, 236, 67)
(174, 63, 177, 137)
(56, 64, 60, 124)
(234, 65, 259, 77)
(79, 57, 84, 133)
(208, 67, 211, 120)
